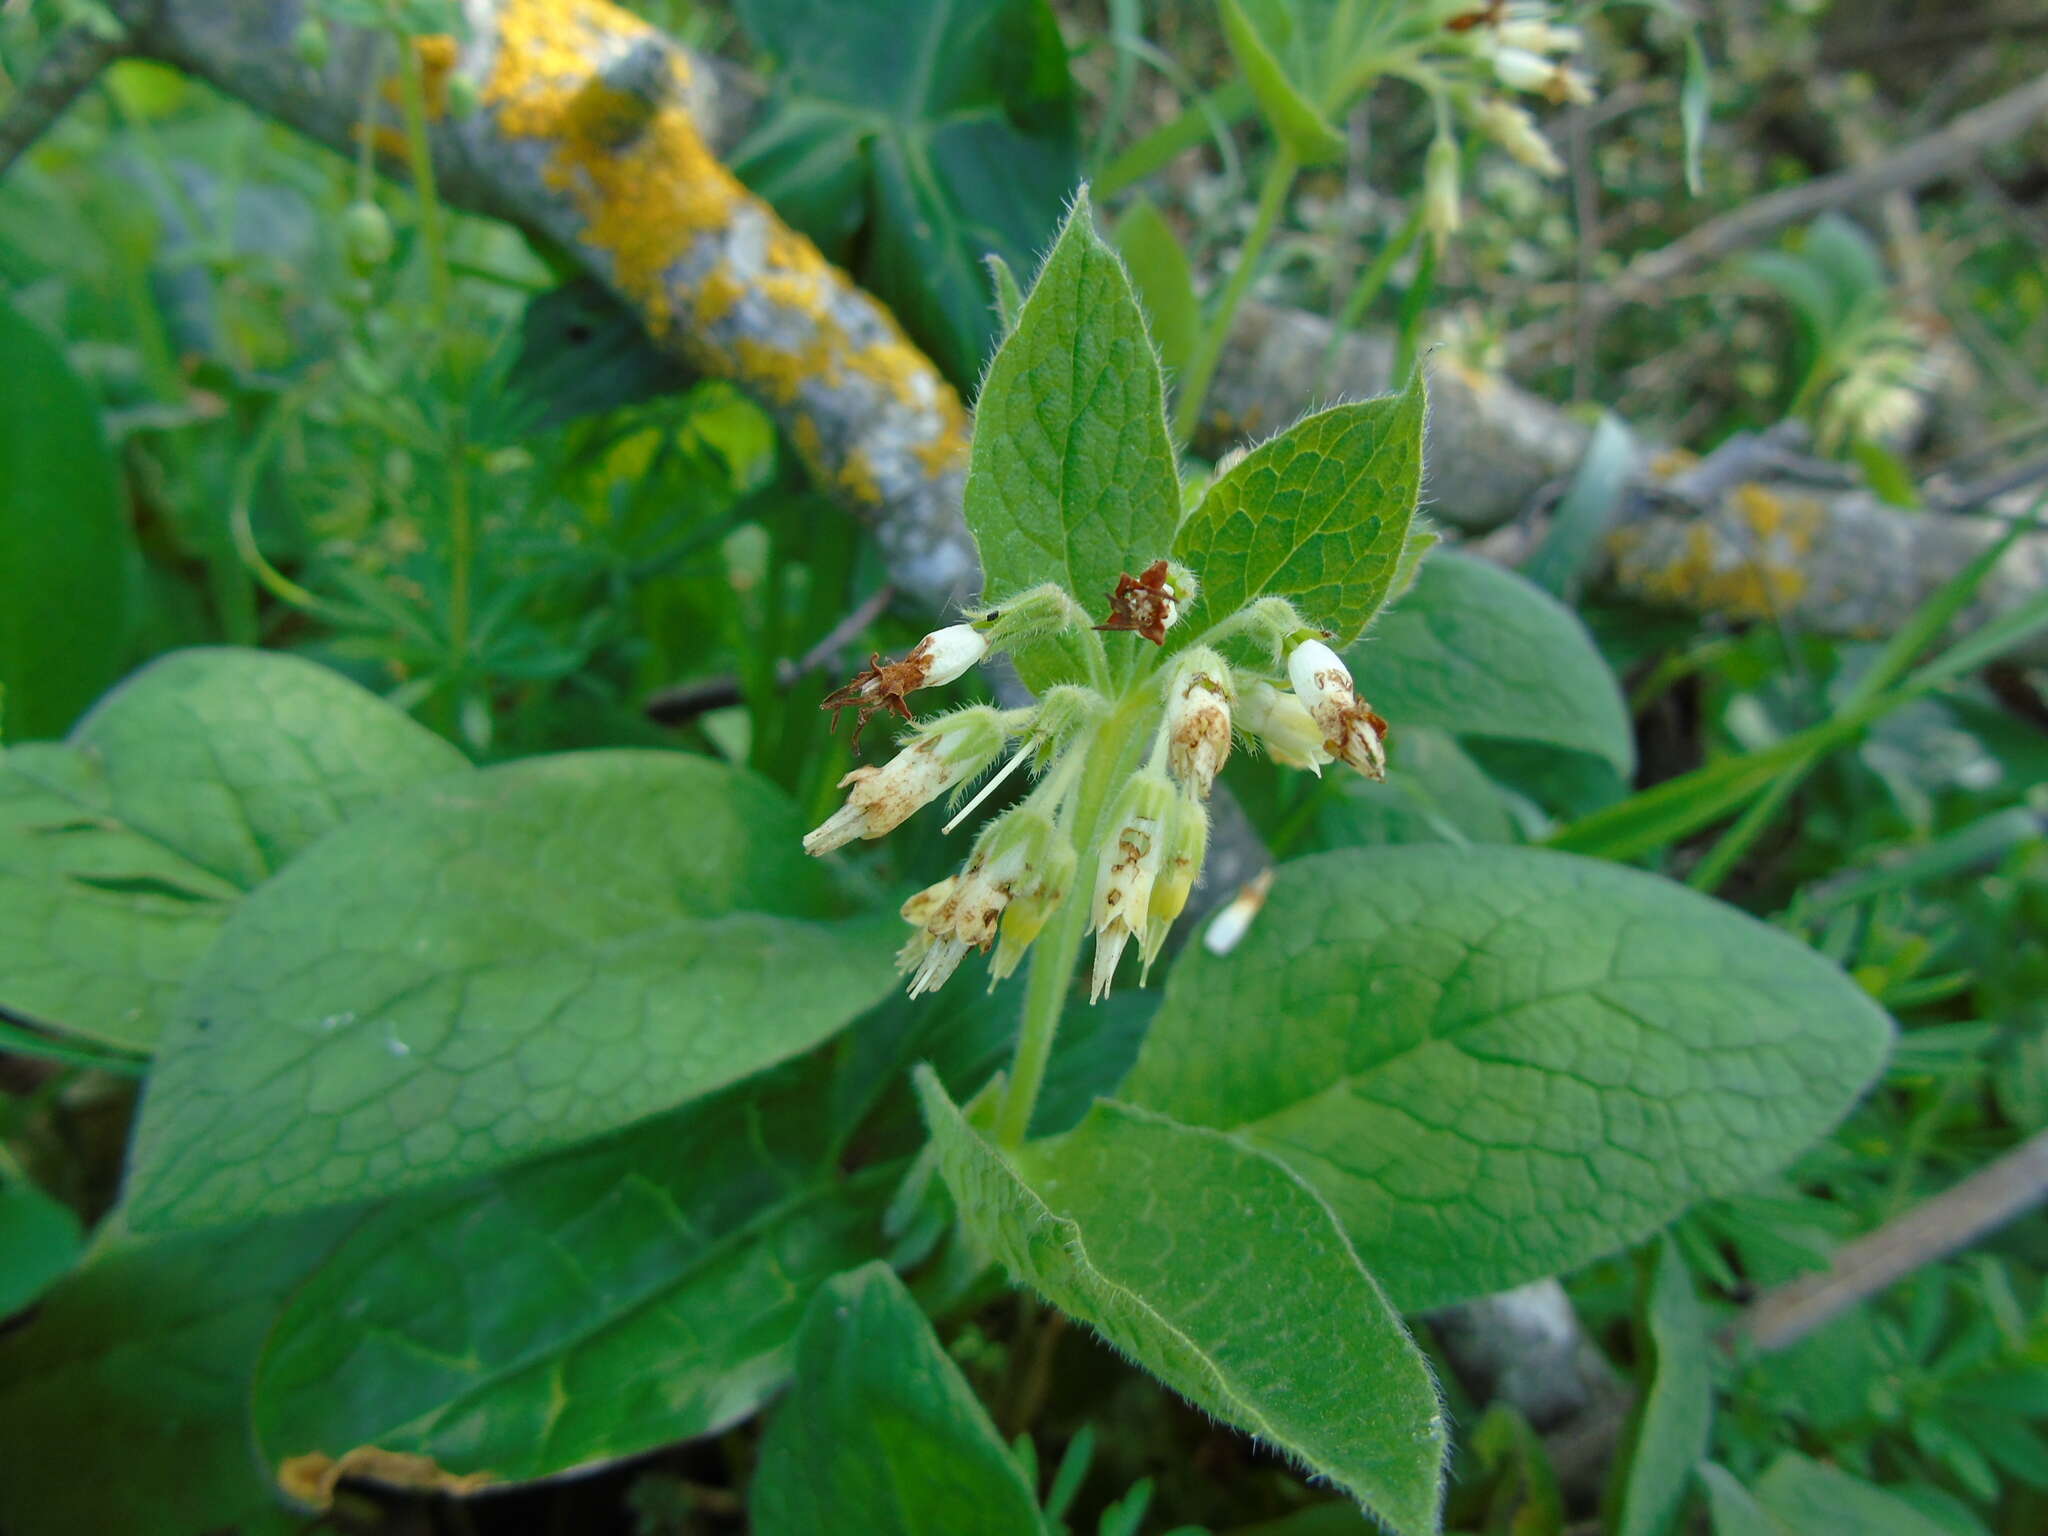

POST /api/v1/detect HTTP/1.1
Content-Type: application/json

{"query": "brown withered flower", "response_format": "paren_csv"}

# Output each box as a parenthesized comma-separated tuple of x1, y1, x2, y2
(820, 623, 989, 750)
(1094, 560, 1179, 646)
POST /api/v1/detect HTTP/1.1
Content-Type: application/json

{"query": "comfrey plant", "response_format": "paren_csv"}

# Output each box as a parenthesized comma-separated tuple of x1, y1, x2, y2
(780, 195, 1892, 1533)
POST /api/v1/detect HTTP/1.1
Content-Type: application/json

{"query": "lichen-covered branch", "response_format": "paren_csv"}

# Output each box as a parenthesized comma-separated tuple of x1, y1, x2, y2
(114, 0, 978, 612)
(48, 1, 2048, 662)
(0, 23, 131, 175)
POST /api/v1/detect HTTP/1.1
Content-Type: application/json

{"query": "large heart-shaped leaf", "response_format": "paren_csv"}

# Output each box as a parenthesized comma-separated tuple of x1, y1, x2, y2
(254, 1058, 894, 1491)
(1122, 847, 1892, 1309)
(123, 751, 898, 1231)
(1353, 551, 1636, 777)
(0, 1211, 355, 1536)
(731, 0, 1079, 388)
(0, 298, 134, 741)
(751, 1263, 1045, 1535)
(919, 1074, 1445, 1535)
(1173, 377, 1425, 649)
(965, 192, 1181, 691)
(0, 648, 469, 1049)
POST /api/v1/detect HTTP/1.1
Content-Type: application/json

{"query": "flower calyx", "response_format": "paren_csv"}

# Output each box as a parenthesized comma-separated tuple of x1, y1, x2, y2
(1286, 638, 1390, 781)
(821, 622, 989, 750)
(1094, 559, 1194, 646)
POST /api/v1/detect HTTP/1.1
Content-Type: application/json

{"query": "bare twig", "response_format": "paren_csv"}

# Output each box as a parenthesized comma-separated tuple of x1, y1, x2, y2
(1736, 1129, 2048, 1353)
(0, 23, 130, 175)
(1510, 69, 2048, 362)
(643, 583, 896, 725)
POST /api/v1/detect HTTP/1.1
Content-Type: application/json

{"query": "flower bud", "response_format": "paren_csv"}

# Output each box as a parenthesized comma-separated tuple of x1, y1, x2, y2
(1287, 639, 1388, 781)
(803, 708, 1007, 854)
(1492, 46, 1592, 105)
(976, 584, 1087, 654)
(822, 623, 990, 747)
(1088, 771, 1175, 1002)
(1423, 134, 1462, 245)
(1141, 796, 1209, 981)
(904, 809, 1057, 997)
(1497, 19, 1582, 55)
(1165, 664, 1233, 800)
(1238, 681, 1332, 775)
(989, 837, 1078, 984)
(341, 202, 396, 275)
(1475, 98, 1565, 176)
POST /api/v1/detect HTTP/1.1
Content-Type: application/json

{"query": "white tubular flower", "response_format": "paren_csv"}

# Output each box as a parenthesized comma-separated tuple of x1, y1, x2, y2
(1238, 681, 1333, 775)
(1088, 772, 1174, 1003)
(1492, 46, 1593, 105)
(1287, 639, 1389, 781)
(1423, 133, 1462, 244)
(905, 810, 1057, 997)
(989, 838, 1078, 984)
(894, 877, 958, 972)
(1140, 796, 1210, 982)
(1475, 98, 1565, 176)
(803, 708, 1007, 855)
(820, 623, 989, 746)
(917, 623, 989, 687)
(1165, 662, 1233, 801)
(1497, 17, 1582, 55)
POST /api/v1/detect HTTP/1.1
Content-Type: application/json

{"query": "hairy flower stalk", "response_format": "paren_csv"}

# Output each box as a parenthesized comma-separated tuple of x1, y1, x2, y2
(1287, 638, 1390, 780)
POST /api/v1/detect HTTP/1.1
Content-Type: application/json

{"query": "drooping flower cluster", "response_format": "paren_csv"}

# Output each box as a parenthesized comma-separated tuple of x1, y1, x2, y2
(801, 572, 1394, 1003)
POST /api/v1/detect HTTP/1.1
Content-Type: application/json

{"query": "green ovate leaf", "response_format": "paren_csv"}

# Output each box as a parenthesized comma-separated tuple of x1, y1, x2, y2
(1173, 376, 1426, 650)
(1745, 1454, 1955, 1536)
(255, 1058, 893, 1489)
(0, 1179, 84, 1319)
(0, 298, 134, 741)
(1217, 0, 1346, 164)
(965, 191, 1181, 691)
(1114, 195, 1200, 379)
(751, 1263, 1045, 1536)
(124, 751, 897, 1231)
(1613, 1236, 1713, 1536)
(1306, 726, 1518, 850)
(918, 1073, 1445, 1535)
(1122, 847, 1893, 1310)
(0, 648, 469, 1049)
(730, 0, 1079, 387)
(0, 1212, 355, 1536)
(1354, 550, 1637, 776)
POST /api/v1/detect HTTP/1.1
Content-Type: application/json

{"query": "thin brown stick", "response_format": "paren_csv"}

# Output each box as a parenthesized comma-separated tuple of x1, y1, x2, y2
(1736, 1128, 2048, 1353)
(643, 583, 896, 725)
(0, 23, 130, 175)
(1510, 69, 2048, 362)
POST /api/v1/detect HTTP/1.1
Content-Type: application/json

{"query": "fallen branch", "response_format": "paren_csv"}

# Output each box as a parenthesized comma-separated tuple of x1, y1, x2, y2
(1510, 68, 2048, 361)
(0, 22, 131, 175)
(1736, 1128, 2048, 1352)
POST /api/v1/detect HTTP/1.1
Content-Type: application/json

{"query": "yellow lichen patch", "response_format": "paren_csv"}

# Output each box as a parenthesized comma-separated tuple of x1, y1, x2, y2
(1733, 481, 1787, 539)
(732, 336, 809, 405)
(416, 34, 459, 117)
(279, 1447, 494, 1511)
(790, 415, 826, 476)
(839, 447, 884, 505)
(696, 264, 745, 325)
(1613, 519, 1807, 618)
(1648, 448, 1699, 480)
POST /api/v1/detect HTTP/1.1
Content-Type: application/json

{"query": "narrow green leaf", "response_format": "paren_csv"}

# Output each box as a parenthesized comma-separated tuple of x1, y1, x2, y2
(918, 1073, 1446, 1535)
(0, 1212, 355, 1536)
(1122, 848, 1893, 1309)
(1613, 1236, 1712, 1536)
(254, 1059, 895, 1489)
(1115, 195, 1201, 378)
(1679, 34, 1712, 197)
(1217, 0, 1346, 165)
(1699, 1464, 1794, 1536)
(0, 648, 468, 1049)
(965, 190, 1181, 689)
(1357, 551, 1636, 776)
(1752, 1453, 1955, 1536)
(0, 298, 134, 741)
(1174, 376, 1425, 649)
(124, 751, 898, 1231)
(0, 1179, 83, 1319)
(1522, 415, 1636, 601)
(751, 1263, 1044, 1535)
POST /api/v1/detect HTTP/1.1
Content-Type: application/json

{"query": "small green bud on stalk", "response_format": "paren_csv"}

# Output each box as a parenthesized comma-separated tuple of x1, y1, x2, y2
(341, 202, 396, 275)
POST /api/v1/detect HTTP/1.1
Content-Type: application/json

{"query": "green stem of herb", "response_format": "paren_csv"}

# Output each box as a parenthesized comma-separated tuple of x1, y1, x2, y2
(995, 691, 1148, 1148)
(1317, 199, 1425, 396)
(394, 33, 454, 332)
(1172, 145, 1298, 443)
